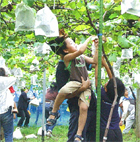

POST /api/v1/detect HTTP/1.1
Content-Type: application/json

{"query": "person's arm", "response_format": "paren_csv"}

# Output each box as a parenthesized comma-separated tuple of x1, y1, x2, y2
(83, 55, 96, 64)
(65, 77, 91, 99)
(64, 36, 92, 66)
(22, 92, 35, 101)
(102, 56, 112, 79)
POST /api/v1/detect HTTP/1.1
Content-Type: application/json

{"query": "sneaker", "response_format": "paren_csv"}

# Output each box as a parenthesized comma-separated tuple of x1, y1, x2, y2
(46, 131, 52, 137)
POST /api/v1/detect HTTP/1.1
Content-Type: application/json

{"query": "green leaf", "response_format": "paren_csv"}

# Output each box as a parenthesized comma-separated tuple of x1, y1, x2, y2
(135, 21, 140, 28)
(69, 2, 76, 9)
(75, 11, 81, 19)
(122, 13, 139, 20)
(35, 35, 45, 42)
(108, 53, 117, 62)
(118, 35, 130, 48)
(113, 5, 121, 11)
(109, 13, 118, 19)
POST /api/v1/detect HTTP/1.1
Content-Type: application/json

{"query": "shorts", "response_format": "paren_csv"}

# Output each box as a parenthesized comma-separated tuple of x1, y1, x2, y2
(59, 81, 91, 107)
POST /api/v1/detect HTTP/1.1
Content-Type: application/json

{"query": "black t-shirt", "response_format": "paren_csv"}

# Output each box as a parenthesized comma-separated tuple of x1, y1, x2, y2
(100, 87, 120, 129)
(17, 92, 30, 110)
(56, 60, 70, 91)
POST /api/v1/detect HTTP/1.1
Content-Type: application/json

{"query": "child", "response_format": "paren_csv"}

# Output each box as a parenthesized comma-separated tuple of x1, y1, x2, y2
(47, 35, 96, 141)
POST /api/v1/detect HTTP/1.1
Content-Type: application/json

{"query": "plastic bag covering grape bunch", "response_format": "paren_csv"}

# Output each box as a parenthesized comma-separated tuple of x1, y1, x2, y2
(121, 0, 140, 17)
(35, 5, 59, 37)
(15, 2, 36, 32)
(11, 68, 23, 77)
(31, 74, 38, 85)
(113, 57, 121, 70)
(0, 56, 5, 67)
(121, 48, 133, 59)
(123, 74, 132, 86)
(34, 42, 50, 55)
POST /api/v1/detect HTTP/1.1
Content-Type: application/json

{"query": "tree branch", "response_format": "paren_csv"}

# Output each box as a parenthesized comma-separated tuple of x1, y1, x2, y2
(84, 0, 98, 34)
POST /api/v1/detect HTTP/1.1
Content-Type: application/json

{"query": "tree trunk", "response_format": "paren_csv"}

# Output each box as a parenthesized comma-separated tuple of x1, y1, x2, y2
(136, 87, 140, 138)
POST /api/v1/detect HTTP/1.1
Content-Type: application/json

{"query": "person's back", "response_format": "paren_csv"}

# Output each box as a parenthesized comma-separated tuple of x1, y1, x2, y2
(56, 60, 70, 90)
(18, 91, 29, 110)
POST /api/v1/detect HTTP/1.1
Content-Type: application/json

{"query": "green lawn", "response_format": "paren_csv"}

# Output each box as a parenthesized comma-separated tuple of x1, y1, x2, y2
(1, 126, 139, 142)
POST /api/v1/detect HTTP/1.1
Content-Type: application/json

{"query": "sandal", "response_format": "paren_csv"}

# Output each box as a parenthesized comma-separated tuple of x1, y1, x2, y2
(46, 111, 60, 126)
(74, 135, 84, 142)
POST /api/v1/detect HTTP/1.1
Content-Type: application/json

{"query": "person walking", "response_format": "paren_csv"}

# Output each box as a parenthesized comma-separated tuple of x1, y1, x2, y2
(17, 88, 35, 127)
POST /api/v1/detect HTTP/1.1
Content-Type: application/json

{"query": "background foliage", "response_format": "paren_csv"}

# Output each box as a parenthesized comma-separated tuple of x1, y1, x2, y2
(0, 0, 140, 89)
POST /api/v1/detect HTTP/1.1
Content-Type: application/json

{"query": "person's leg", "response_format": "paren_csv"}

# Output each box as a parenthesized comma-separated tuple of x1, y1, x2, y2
(47, 82, 80, 125)
(45, 103, 56, 131)
(2, 107, 14, 142)
(84, 110, 96, 142)
(67, 109, 79, 142)
(24, 110, 30, 127)
(17, 109, 25, 127)
(35, 106, 39, 125)
(75, 100, 88, 141)
(123, 116, 135, 134)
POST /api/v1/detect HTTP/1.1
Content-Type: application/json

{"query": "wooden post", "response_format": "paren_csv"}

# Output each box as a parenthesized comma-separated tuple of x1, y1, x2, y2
(136, 86, 140, 138)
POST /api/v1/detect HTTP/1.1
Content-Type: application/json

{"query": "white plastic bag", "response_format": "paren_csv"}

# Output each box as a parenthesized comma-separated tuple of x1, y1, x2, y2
(31, 75, 38, 85)
(121, 0, 140, 16)
(29, 98, 39, 107)
(34, 42, 50, 55)
(0, 56, 5, 67)
(123, 74, 132, 85)
(25, 134, 37, 139)
(37, 127, 47, 136)
(121, 48, 133, 59)
(15, 2, 36, 32)
(35, 5, 59, 37)
(32, 58, 39, 65)
(13, 127, 23, 139)
(30, 65, 40, 72)
(113, 69, 120, 78)
(113, 57, 121, 70)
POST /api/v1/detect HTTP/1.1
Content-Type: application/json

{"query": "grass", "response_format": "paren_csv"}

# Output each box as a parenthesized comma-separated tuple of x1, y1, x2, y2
(1, 125, 139, 142)
(13, 125, 68, 142)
